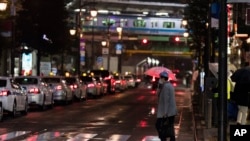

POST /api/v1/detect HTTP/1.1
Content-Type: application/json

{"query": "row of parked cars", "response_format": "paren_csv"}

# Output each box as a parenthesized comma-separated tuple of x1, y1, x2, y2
(0, 72, 140, 121)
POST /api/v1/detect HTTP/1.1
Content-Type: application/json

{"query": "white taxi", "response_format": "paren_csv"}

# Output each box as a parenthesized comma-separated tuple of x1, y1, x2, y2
(14, 76, 54, 110)
(0, 77, 28, 121)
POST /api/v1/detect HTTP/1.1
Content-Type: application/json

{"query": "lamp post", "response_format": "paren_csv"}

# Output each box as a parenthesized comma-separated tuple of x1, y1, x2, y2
(90, 8, 97, 69)
(1, 0, 16, 76)
(183, 32, 189, 46)
(0, 0, 7, 11)
(116, 26, 122, 73)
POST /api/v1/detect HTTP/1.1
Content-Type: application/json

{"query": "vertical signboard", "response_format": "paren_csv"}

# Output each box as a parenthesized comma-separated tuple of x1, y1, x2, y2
(211, 2, 220, 28)
(115, 43, 122, 54)
(79, 37, 85, 71)
(22, 53, 32, 76)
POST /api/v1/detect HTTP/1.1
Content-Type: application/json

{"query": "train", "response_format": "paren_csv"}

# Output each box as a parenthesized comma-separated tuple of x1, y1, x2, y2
(81, 14, 186, 36)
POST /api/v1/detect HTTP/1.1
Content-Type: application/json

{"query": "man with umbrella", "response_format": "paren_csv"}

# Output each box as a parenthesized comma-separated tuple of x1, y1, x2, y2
(155, 71, 177, 141)
(231, 67, 250, 125)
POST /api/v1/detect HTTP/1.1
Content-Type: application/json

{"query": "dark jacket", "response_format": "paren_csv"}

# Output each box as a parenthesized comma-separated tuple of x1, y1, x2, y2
(234, 82, 250, 107)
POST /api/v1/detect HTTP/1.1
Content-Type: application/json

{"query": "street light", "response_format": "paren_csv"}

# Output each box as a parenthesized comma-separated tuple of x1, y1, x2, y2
(69, 29, 76, 36)
(90, 8, 97, 69)
(183, 32, 189, 46)
(0, 0, 7, 11)
(116, 26, 122, 40)
(116, 26, 123, 72)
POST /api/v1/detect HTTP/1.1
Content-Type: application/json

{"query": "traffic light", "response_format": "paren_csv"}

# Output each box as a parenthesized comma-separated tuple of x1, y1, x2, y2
(174, 37, 180, 42)
(142, 38, 148, 44)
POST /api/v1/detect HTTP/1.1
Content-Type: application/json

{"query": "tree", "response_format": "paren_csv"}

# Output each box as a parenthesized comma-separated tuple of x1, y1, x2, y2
(184, 0, 208, 48)
(16, 0, 70, 54)
(183, 0, 209, 65)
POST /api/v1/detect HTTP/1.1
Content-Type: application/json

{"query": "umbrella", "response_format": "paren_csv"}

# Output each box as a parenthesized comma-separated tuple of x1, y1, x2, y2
(144, 66, 176, 80)
(209, 63, 237, 78)
(231, 67, 250, 83)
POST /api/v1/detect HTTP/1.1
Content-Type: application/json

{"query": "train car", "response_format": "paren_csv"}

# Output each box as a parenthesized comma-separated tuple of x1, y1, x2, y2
(81, 14, 186, 36)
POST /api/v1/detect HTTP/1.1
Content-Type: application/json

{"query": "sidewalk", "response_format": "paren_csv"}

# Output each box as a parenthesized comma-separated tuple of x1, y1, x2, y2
(192, 91, 250, 141)
(171, 86, 204, 141)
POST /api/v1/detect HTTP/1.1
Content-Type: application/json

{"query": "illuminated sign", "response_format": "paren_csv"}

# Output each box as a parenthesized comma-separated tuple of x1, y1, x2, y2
(22, 53, 32, 76)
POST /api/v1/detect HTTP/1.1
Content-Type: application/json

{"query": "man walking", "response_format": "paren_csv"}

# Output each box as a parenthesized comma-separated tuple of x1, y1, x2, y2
(155, 71, 178, 141)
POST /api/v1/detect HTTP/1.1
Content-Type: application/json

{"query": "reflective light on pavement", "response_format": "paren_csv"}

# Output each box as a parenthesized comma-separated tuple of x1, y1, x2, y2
(0, 131, 31, 141)
(22, 131, 61, 141)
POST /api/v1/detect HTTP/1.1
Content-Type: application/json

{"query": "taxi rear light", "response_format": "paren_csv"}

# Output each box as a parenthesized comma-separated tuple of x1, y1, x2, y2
(136, 79, 141, 82)
(29, 88, 40, 93)
(0, 90, 10, 96)
(70, 84, 78, 90)
(172, 83, 177, 87)
(115, 80, 121, 83)
(56, 85, 62, 90)
(104, 76, 111, 80)
(88, 84, 95, 87)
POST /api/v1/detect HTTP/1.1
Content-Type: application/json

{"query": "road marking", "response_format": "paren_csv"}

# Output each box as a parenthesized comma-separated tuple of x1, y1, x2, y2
(0, 131, 182, 141)
(142, 136, 160, 141)
(0, 131, 30, 141)
(67, 133, 97, 141)
(106, 134, 131, 141)
(21, 131, 61, 141)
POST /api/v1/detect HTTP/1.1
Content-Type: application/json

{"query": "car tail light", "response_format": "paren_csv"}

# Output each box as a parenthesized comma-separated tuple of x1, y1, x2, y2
(136, 79, 141, 82)
(129, 79, 133, 82)
(104, 76, 111, 80)
(0, 90, 10, 96)
(115, 80, 121, 83)
(87, 83, 95, 87)
(29, 88, 40, 94)
(172, 83, 177, 87)
(56, 85, 62, 90)
(70, 84, 78, 90)
(152, 77, 155, 82)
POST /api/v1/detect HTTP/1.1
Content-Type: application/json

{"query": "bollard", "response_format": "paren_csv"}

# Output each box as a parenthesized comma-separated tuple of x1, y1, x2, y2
(207, 98, 212, 128)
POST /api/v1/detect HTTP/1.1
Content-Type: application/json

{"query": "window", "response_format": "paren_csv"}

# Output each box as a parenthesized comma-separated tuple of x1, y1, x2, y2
(0, 80, 7, 87)
(15, 78, 38, 85)
(133, 19, 146, 27)
(163, 22, 175, 28)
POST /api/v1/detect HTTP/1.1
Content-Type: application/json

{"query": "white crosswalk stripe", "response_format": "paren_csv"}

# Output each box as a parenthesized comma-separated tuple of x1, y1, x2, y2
(67, 133, 98, 141)
(141, 136, 161, 141)
(21, 131, 62, 141)
(0, 131, 31, 141)
(106, 134, 131, 141)
(0, 131, 165, 141)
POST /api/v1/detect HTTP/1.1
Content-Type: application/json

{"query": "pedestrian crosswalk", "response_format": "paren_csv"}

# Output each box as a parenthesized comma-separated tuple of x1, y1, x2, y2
(0, 131, 165, 141)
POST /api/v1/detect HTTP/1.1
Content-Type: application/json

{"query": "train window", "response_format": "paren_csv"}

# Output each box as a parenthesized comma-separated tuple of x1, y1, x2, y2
(102, 18, 115, 26)
(120, 19, 128, 27)
(163, 22, 175, 28)
(133, 19, 146, 27)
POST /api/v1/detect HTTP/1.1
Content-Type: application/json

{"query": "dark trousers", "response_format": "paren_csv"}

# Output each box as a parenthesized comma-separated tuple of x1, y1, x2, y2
(212, 98, 218, 126)
(155, 116, 176, 141)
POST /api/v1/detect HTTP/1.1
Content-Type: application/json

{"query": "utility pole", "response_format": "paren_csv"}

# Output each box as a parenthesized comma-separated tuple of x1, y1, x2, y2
(218, 0, 227, 140)
(10, 0, 16, 76)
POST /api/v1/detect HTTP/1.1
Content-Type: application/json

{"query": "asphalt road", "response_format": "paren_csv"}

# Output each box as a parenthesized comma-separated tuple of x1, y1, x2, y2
(0, 84, 193, 141)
